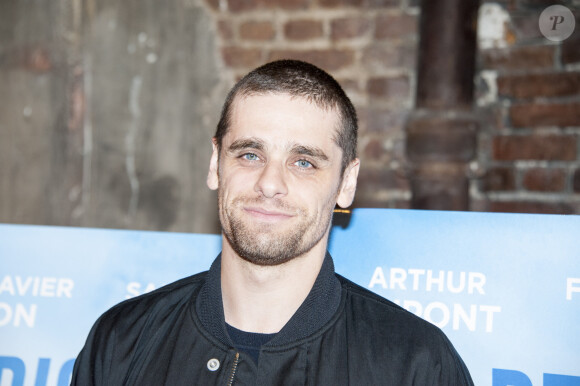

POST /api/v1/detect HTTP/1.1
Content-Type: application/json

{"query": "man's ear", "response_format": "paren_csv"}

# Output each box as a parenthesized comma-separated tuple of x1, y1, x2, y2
(207, 138, 219, 191)
(336, 158, 360, 208)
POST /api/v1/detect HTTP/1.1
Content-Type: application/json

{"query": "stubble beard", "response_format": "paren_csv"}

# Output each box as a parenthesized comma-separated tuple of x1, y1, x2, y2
(218, 194, 335, 266)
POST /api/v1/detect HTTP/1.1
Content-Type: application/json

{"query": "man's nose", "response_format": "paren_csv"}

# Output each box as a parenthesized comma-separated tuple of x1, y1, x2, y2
(254, 161, 288, 198)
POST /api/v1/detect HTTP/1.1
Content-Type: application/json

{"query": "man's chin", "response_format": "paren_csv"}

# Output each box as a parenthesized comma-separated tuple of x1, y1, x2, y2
(239, 254, 294, 267)
(232, 236, 305, 266)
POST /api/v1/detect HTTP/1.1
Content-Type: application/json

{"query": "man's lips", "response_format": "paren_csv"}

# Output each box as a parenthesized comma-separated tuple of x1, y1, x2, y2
(243, 206, 294, 222)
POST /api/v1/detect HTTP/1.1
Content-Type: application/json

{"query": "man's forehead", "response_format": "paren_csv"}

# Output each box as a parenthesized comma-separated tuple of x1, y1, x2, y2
(227, 93, 342, 145)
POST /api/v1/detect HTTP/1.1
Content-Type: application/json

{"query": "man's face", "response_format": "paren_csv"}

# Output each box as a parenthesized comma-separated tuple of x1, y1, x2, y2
(207, 93, 358, 266)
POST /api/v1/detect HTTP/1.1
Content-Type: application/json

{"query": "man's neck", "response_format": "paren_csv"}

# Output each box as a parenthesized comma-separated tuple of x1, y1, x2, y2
(220, 239, 327, 334)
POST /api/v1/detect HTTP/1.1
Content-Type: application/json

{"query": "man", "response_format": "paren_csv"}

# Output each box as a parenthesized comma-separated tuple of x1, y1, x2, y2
(72, 60, 473, 385)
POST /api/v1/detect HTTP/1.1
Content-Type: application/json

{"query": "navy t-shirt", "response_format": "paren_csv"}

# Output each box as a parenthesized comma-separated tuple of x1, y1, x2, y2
(226, 323, 276, 364)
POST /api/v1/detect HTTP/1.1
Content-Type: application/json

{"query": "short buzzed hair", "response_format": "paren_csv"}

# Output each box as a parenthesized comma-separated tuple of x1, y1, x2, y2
(214, 60, 358, 172)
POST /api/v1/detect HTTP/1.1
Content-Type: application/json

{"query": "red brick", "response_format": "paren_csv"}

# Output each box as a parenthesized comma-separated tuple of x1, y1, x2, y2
(361, 133, 405, 161)
(573, 169, 580, 192)
(364, 139, 387, 161)
(319, 0, 363, 7)
(488, 201, 573, 215)
(367, 75, 410, 101)
(268, 49, 355, 71)
(406, 116, 478, 162)
(510, 102, 580, 128)
(364, 139, 383, 159)
(221, 46, 262, 68)
(481, 167, 516, 191)
(353, 195, 411, 209)
(492, 135, 577, 161)
(498, 72, 580, 99)
(479, 0, 515, 7)
(225, 0, 310, 11)
(239, 21, 275, 41)
(284, 20, 323, 40)
(360, 107, 408, 133)
(522, 168, 566, 191)
(410, 173, 469, 211)
(217, 20, 234, 40)
(331, 16, 372, 40)
(510, 13, 544, 41)
(336, 78, 361, 95)
(392, 199, 411, 209)
(517, 0, 568, 9)
(470, 198, 488, 212)
(362, 42, 416, 70)
(228, 0, 262, 12)
(480, 45, 555, 70)
(357, 167, 411, 191)
(204, 0, 220, 10)
(322, 0, 398, 7)
(375, 13, 418, 39)
(274, 0, 311, 9)
(352, 196, 403, 209)
(562, 25, 580, 64)
(365, 0, 400, 7)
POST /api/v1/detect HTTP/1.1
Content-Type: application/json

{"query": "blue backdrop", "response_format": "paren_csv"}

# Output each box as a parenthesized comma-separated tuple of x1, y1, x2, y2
(1, 209, 579, 385)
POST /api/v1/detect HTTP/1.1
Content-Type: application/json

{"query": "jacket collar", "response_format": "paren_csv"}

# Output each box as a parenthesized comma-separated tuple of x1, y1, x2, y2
(195, 252, 342, 348)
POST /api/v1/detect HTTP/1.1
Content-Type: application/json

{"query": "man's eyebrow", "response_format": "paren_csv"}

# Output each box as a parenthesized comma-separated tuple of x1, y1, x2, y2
(227, 138, 265, 152)
(290, 145, 329, 161)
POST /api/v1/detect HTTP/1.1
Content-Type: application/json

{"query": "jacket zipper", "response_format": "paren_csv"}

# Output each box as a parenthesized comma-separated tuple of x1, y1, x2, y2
(227, 352, 240, 386)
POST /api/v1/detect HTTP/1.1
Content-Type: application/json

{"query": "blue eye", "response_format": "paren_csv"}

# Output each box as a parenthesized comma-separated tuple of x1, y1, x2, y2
(295, 160, 312, 168)
(243, 153, 259, 161)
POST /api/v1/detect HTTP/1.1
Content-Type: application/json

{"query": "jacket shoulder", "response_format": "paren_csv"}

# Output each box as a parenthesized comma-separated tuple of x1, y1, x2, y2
(99, 271, 206, 329)
(336, 274, 474, 385)
(337, 273, 413, 316)
(337, 272, 451, 342)
(71, 271, 208, 385)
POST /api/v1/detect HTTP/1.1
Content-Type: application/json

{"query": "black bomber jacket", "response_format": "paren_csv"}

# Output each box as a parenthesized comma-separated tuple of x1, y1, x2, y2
(71, 254, 474, 385)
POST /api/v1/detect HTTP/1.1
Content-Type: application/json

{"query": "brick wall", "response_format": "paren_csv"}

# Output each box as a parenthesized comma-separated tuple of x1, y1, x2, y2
(3, 0, 577, 234)
(475, 1, 580, 214)
(203, 0, 419, 209)
(203, 0, 580, 214)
